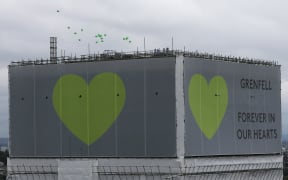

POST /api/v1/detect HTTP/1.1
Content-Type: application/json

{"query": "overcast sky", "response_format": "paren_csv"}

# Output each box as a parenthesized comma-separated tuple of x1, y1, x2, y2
(0, 0, 288, 138)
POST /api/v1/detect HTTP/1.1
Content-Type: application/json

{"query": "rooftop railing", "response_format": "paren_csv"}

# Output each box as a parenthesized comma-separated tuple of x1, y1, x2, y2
(9, 49, 279, 67)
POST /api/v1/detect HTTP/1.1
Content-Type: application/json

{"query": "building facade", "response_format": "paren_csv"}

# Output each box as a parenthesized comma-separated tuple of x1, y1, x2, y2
(7, 51, 282, 179)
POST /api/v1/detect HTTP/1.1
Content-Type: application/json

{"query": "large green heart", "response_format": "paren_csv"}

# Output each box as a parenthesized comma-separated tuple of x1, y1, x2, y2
(188, 74, 228, 140)
(52, 72, 126, 145)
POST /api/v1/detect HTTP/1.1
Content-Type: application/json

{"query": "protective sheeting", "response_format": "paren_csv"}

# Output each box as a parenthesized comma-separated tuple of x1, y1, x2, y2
(9, 57, 176, 157)
(184, 57, 281, 156)
(9, 55, 281, 158)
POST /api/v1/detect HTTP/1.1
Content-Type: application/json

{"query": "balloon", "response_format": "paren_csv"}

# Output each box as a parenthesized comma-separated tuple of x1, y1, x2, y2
(74, 32, 77, 35)
(67, 26, 71, 29)
(56, 10, 60, 12)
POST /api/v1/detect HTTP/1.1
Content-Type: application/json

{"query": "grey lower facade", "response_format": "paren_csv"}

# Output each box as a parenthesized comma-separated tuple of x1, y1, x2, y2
(7, 155, 283, 179)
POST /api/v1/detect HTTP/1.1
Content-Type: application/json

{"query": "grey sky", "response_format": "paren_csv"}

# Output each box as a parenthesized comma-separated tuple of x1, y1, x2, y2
(0, 0, 288, 137)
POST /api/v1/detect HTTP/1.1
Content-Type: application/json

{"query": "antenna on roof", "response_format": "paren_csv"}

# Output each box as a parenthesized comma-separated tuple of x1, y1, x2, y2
(172, 36, 174, 52)
(144, 37, 146, 52)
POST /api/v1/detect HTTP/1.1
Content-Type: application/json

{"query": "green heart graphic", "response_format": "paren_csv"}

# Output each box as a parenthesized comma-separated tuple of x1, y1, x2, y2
(53, 72, 126, 145)
(188, 74, 228, 140)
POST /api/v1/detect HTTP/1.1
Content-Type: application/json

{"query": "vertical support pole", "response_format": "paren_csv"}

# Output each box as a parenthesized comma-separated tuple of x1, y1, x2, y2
(50, 37, 57, 63)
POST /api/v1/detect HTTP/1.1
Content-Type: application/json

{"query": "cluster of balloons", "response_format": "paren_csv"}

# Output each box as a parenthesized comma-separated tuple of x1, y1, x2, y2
(123, 36, 132, 43)
(65, 27, 84, 41)
(56, 10, 133, 45)
(95, 33, 107, 44)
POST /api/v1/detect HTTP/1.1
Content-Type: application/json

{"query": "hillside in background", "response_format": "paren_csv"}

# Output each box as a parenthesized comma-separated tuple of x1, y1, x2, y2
(283, 134, 288, 141)
(0, 138, 8, 147)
